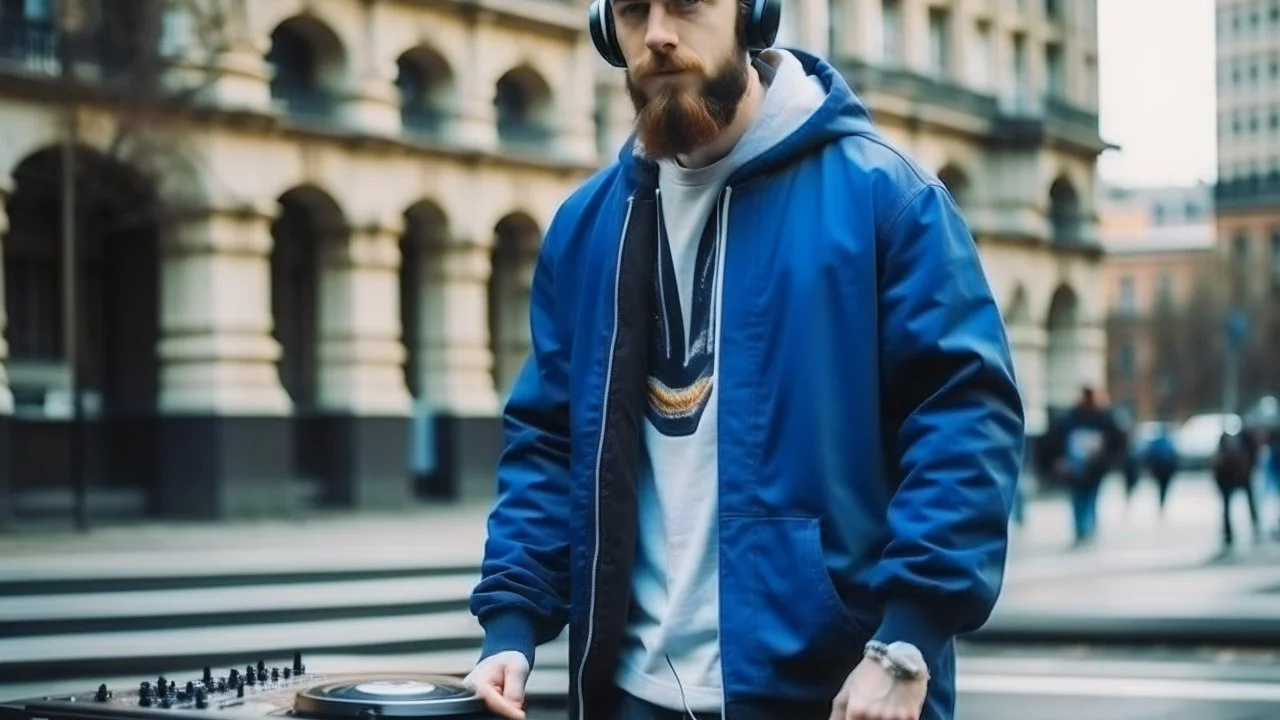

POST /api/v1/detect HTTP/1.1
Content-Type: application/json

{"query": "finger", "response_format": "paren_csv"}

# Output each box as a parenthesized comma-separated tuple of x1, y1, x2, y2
(474, 682, 526, 720)
(844, 702, 869, 720)
(828, 691, 848, 720)
(502, 663, 527, 706)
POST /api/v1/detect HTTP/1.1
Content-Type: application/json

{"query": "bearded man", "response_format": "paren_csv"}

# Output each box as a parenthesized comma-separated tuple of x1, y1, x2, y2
(464, 0, 1026, 718)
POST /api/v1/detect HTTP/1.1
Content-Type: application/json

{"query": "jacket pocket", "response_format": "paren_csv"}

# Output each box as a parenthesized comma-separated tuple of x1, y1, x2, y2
(722, 515, 872, 699)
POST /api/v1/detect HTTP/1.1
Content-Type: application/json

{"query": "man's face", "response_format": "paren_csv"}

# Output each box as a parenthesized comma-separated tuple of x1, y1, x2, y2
(613, 0, 750, 158)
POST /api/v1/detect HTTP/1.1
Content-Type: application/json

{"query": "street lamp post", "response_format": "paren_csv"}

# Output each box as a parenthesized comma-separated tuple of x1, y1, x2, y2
(1223, 308, 1249, 418)
(58, 0, 87, 532)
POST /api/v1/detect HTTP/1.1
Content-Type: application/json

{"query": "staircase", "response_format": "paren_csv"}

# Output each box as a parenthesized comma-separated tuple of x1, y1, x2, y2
(0, 514, 572, 704)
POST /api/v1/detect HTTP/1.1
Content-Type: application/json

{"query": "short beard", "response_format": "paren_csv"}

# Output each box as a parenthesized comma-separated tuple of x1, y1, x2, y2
(625, 48, 750, 159)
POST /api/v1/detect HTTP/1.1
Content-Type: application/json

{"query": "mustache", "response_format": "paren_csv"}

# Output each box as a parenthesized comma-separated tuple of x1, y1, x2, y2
(630, 51, 704, 80)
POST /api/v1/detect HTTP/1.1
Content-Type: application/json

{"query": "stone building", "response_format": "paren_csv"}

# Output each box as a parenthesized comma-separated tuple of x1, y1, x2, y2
(1215, 0, 1280, 402)
(1098, 183, 1219, 422)
(0, 0, 599, 521)
(0, 0, 1106, 522)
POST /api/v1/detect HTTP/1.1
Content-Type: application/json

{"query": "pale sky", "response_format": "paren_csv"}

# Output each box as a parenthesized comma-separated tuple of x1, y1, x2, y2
(1097, 0, 1217, 188)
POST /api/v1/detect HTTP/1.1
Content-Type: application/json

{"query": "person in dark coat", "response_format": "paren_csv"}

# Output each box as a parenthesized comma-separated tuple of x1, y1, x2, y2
(1211, 425, 1261, 550)
(1042, 386, 1126, 546)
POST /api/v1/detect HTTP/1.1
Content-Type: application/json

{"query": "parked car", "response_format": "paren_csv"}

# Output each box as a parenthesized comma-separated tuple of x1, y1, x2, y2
(1174, 412, 1242, 470)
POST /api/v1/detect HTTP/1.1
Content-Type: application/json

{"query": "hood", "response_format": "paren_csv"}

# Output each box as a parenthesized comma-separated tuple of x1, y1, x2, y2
(617, 48, 877, 190)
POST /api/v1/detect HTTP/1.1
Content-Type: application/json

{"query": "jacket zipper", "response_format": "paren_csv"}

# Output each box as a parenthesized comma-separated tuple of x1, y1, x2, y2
(713, 185, 733, 719)
(576, 193, 637, 720)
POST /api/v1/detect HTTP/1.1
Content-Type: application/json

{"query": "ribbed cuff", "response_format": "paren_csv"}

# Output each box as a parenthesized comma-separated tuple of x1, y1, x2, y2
(479, 609, 538, 668)
(871, 599, 950, 672)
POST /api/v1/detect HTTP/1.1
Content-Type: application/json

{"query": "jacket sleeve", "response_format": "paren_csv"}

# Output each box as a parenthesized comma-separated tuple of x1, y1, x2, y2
(868, 182, 1026, 668)
(468, 220, 573, 669)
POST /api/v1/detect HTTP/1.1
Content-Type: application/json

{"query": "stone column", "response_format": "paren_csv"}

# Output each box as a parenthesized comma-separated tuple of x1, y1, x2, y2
(343, 78, 401, 136)
(1007, 322, 1048, 493)
(1008, 323, 1048, 438)
(557, 39, 602, 164)
(309, 222, 414, 509)
(0, 186, 12, 526)
(0, 186, 13, 416)
(156, 207, 296, 519)
(415, 236, 501, 501)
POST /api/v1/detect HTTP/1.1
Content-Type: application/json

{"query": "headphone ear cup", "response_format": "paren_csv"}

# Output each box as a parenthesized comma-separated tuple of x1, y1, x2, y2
(745, 0, 782, 50)
(588, 0, 627, 68)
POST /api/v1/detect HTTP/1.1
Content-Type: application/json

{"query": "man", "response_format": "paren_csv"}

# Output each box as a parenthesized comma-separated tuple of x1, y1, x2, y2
(465, 0, 1025, 718)
(1041, 386, 1124, 546)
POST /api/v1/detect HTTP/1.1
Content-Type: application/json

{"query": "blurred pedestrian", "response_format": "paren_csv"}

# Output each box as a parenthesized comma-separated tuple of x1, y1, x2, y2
(1143, 424, 1179, 515)
(1042, 386, 1126, 546)
(1210, 425, 1261, 551)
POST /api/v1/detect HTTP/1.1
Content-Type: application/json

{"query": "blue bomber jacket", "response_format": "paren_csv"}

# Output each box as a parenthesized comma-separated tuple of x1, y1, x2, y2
(468, 48, 1026, 720)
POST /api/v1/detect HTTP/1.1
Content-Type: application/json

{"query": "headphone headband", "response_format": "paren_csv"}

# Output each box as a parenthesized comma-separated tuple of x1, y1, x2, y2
(588, 0, 781, 68)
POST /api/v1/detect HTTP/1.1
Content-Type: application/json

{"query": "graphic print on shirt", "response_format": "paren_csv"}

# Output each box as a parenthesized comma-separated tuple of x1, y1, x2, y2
(646, 193, 721, 438)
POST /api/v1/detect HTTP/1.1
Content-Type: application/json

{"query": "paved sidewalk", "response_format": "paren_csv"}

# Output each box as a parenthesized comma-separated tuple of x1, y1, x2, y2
(2, 472, 1276, 583)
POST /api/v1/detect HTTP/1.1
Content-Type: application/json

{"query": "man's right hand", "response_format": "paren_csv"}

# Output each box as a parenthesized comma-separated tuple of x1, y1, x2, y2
(463, 650, 530, 719)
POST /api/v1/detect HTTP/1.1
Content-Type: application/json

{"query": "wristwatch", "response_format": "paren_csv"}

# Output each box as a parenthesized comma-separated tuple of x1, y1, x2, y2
(863, 640, 930, 681)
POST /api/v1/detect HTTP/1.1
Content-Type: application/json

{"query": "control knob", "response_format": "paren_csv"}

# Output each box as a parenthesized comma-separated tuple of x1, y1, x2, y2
(195, 689, 208, 709)
(94, 684, 110, 702)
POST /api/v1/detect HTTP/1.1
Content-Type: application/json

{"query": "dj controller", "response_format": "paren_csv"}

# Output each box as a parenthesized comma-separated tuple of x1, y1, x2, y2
(0, 653, 565, 720)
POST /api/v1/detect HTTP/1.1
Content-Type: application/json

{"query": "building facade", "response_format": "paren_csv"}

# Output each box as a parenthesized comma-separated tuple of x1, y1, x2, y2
(1215, 0, 1280, 406)
(1098, 183, 1219, 422)
(0, 0, 1107, 522)
(0, 0, 600, 521)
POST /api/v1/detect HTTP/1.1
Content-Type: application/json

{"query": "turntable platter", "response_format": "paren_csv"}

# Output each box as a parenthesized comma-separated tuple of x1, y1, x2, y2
(293, 673, 486, 718)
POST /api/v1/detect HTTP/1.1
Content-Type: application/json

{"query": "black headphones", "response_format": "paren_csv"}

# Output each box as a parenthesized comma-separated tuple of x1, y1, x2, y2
(588, 0, 782, 68)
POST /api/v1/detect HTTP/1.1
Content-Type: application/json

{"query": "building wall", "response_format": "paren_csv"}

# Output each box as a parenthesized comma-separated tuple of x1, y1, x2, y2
(0, 0, 598, 520)
(1216, 0, 1280, 183)
(1098, 183, 1220, 422)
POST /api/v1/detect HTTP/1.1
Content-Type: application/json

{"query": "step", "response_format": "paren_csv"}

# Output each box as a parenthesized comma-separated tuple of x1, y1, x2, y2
(0, 546, 482, 594)
(0, 610, 493, 683)
(0, 574, 480, 637)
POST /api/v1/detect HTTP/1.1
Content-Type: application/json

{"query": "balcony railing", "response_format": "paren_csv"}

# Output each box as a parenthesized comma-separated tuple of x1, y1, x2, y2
(271, 82, 337, 120)
(0, 19, 161, 85)
(1215, 175, 1280, 210)
(402, 105, 446, 135)
(0, 20, 60, 75)
(497, 120, 555, 151)
(834, 58, 999, 120)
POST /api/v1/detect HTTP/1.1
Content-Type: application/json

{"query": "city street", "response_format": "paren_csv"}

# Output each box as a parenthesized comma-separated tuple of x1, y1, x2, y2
(3, 472, 1280, 719)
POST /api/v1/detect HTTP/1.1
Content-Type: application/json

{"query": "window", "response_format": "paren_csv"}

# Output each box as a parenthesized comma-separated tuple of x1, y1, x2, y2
(1045, 43, 1065, 99)
(881, 0, 902, 65)
(1011, 32, 1028, 109)
(928, 7, 951, 78)
(22, 0, 53, 21)
(1118, 276, 1136, 315)
(1234, 231, 1251, 262)
(1155, 271, 1174, 306)
(970, 20, 993, 90)
(159, 2, 193, 58)
(1116, 341, 1135, 379)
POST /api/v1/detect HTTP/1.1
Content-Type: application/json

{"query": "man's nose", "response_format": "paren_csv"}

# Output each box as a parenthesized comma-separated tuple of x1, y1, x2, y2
(644, 6, 678, 53)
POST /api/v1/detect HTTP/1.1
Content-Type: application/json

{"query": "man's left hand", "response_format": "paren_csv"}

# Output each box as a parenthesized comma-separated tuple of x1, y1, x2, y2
(828, 656, 927, 720)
